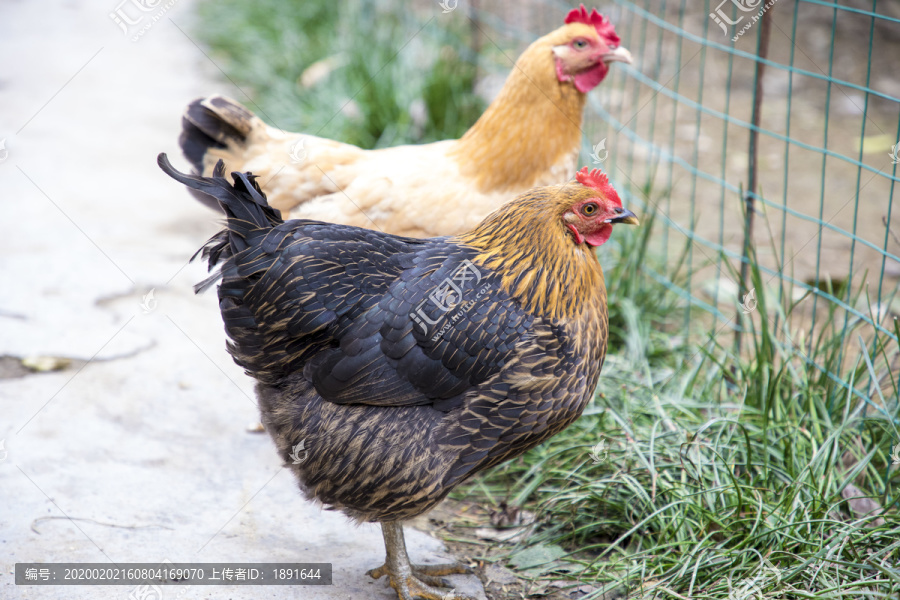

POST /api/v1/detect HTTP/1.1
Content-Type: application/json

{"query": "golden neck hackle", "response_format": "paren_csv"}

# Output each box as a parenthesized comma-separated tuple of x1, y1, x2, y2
(458, 187, 607, 325)
(449, 25, 593, 193)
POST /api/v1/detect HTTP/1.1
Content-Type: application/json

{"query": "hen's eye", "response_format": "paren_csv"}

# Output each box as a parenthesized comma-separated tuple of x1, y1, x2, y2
(581, 203, 598, 216)
(573, 39, 588, 49)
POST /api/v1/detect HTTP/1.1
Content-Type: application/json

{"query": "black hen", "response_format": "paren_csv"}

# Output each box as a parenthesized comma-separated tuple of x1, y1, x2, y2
(158, 153, 637, 600)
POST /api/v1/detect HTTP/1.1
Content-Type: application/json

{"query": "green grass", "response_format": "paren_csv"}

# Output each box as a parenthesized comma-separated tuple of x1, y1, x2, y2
(194, 0, 483, 148)
(191, 3, 900, 597)
(460, 211, 900, 598)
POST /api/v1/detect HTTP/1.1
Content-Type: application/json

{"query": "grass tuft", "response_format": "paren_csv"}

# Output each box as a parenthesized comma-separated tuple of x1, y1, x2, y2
(464, 207, 900, 598)
(195, 0, 483, 148)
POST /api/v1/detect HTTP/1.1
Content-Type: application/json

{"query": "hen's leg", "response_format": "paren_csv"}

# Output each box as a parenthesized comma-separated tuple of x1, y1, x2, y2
(366, 521, 475, 600)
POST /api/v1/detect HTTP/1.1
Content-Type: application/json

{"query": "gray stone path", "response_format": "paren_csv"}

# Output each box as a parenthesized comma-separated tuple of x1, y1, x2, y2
(0, 2, 485, 598)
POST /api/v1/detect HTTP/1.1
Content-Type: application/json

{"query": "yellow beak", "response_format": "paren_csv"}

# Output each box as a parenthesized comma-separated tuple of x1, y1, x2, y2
(609, 208, 640, 226)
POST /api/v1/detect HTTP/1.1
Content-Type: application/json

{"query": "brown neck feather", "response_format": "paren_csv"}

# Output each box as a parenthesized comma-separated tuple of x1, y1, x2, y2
(458, 189, 606, 324)
(449, 31, 586, 193)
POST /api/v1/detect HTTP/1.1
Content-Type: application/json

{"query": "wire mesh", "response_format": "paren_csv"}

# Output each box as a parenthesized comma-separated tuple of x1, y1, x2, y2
(470, 0, 899, 411)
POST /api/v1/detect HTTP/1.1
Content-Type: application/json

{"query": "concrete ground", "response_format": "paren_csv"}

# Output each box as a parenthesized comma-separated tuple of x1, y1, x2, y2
(0, 1, 485, 599)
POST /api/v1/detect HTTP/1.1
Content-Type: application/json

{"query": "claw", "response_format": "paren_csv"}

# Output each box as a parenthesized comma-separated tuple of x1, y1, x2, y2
(370, 572, 477, 600)
(412, 563, 473, 577)
(366, 564, 388, 580)
(369, 562, 475, 599)
(412, 572, 451, 588)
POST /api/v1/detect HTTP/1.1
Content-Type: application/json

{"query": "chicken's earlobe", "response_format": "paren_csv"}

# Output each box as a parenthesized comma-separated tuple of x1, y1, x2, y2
(566, 223, 585, 245)
(553, 49, 574, 85)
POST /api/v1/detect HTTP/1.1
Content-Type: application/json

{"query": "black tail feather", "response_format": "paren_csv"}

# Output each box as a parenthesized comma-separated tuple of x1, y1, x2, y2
(157, 152, 283, 293)
(178, 96, 256, 211)
(179, 96, 254, 172)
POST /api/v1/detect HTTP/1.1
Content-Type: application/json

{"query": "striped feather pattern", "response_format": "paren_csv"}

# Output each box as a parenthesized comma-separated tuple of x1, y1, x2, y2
(159, 154, 611, 522)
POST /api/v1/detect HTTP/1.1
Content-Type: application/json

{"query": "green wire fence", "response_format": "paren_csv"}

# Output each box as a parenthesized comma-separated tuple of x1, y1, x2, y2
(473, 0, 899, 416)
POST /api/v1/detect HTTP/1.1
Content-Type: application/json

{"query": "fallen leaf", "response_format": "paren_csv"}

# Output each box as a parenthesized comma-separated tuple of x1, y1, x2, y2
(22, 356, 71, 372)
(842, 484, 886, 527)
(483, 563, 517, 585)
(508, 544, 567, 577)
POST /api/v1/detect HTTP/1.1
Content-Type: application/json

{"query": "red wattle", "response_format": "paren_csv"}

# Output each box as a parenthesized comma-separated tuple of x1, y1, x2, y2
(583, 225, 612, 247)
(573, 64, 608, 93)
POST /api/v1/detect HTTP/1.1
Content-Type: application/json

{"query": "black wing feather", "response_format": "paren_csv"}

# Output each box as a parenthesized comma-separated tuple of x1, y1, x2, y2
(160, 155, 534, 411)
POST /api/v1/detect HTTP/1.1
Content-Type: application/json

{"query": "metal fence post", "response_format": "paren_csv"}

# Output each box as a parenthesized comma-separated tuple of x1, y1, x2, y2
(735, 5, 774, 353)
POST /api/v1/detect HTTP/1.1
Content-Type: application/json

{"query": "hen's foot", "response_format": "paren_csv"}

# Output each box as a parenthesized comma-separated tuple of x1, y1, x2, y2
(368, 561, 473, 590)
(369, 521, 477, 600)
(367, 566, 475, 600)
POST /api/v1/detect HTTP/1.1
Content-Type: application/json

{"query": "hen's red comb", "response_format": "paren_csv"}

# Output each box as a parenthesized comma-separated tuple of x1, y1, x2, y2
(564, 5, 621, 46)
(575, 166, 622, 206)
